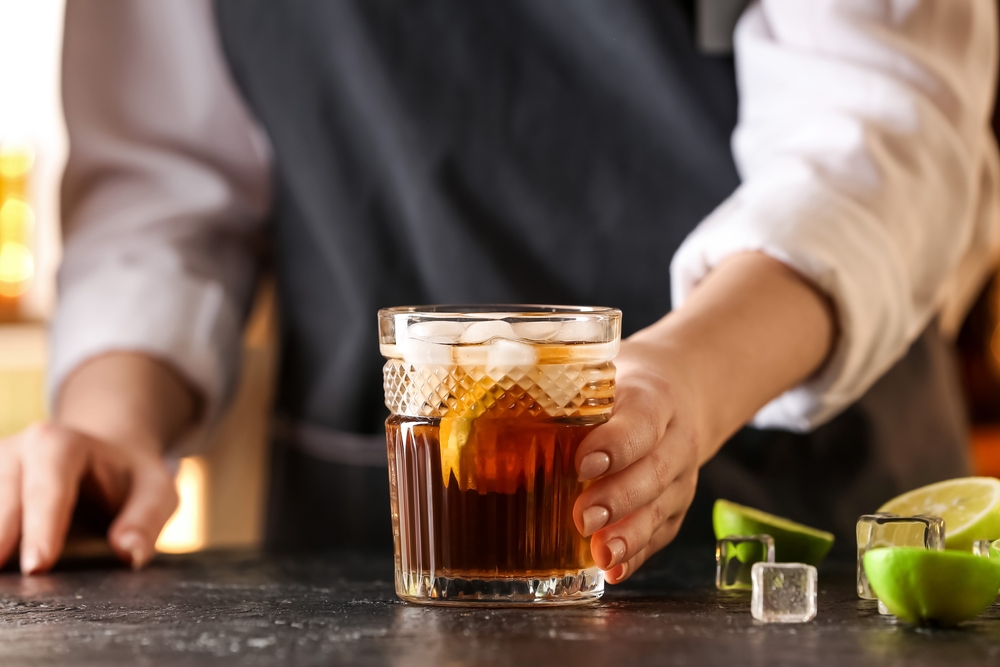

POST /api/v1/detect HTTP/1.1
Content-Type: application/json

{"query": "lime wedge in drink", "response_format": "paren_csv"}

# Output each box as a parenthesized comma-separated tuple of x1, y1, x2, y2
(713, 499, 834, 565)
(863, 547, 1000, 626)
(877, 477, 1000, 552)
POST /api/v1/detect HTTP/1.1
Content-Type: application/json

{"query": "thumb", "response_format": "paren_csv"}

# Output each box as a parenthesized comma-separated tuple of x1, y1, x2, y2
(107, 461, 179, 570)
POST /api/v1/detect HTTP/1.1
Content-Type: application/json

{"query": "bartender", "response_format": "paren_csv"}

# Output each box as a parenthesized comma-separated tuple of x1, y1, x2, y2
(0, 0, 995, 583)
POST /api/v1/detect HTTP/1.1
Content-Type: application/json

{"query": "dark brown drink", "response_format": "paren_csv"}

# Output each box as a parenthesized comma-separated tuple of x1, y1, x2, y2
(387, 402, 603, 585)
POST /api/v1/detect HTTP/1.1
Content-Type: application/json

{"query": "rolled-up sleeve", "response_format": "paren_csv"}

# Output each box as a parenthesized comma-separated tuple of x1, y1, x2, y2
(671, 0, 1000, 431)
(53, 0, 272, 424)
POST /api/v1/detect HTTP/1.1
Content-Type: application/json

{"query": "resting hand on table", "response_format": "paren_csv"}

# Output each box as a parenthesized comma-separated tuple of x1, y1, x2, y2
(0, 422, 177, 574)
(0, 353, 199, 575)
(573, 252, 836, 584)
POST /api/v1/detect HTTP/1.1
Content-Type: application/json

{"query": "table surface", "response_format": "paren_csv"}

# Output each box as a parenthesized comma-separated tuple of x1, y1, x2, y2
(0, 547, 998, 667)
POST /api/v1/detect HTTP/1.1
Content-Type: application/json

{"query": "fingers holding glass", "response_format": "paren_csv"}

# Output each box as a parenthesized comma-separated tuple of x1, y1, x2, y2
(574, 440, 692, 538)
(606, 512, 689, 585)
(576, 383, 672, 482)
(588, 467, 698, 583)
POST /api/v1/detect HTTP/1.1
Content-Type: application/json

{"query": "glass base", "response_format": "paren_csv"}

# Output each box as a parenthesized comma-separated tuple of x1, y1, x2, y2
(395, 567, 605, 606)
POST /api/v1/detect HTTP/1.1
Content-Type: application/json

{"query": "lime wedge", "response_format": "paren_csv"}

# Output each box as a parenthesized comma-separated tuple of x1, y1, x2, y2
(713, 499, 834, 565)
(877, 477, 1000, 551)
(438, 372, 497, 490)
(863, 547, 1000, 626)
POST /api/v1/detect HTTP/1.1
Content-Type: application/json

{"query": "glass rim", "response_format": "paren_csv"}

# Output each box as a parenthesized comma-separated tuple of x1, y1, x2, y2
(378, 304, 621, 320)
(379, 304, 621, 354)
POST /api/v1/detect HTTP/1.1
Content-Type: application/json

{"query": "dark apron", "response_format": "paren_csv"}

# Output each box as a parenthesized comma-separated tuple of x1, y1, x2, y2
(214, 0, 969, 555)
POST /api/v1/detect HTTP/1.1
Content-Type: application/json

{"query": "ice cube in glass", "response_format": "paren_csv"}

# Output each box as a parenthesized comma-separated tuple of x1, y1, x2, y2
(973, 539, 993, 558)
(459, 320, 517, 344)
(716, 535, 775, 591)
(856, 513, 944, 599)
(751, 562, 817, 623)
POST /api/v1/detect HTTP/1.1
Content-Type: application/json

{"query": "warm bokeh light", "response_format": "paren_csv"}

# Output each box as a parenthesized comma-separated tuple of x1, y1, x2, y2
(0, 0, 66, 319)
(0, 144, 34, 181)
(156, 457, 207, 554)
(0, 146, 36, 305)
(0, 242, 34, 296)
(0, 198, 34, 240)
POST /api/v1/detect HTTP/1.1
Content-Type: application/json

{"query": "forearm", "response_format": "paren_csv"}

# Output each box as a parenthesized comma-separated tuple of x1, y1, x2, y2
(628, 251, 836, 461)
(55, 352, 202, 455)
(664, 0, 998, 428)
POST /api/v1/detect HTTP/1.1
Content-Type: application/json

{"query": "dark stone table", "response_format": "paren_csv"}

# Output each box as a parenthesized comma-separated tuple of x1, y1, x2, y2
(0, 547, 998, 666)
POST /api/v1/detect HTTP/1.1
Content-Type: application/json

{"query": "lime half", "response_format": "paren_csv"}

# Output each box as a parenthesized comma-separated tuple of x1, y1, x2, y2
(713, 499, 834, 565)
(864, 547, 1000, 626)
(878, 477, 1000, 551)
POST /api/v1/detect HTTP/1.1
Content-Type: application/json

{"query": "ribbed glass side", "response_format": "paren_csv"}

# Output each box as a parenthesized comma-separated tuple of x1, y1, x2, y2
(394, 569, 604, 606)
(386, 413, 605, 605)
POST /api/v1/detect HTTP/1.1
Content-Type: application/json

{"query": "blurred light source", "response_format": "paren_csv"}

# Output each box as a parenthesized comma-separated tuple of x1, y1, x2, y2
(0, 0, 65, 319)
(0, 242, 33, 297)
(0, 197, 34, 237)
(0, 144, 33, 181)
(0, 145, 35, 307)
(156, 457, 207, 554)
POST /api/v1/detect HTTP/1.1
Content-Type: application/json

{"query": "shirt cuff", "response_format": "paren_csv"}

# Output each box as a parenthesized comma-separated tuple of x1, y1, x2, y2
(48, 258, 244, 451)
(670, 158, 925, 432)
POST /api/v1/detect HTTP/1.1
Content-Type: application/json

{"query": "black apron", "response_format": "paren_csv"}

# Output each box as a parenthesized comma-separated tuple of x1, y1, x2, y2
(214, 0, 969, 556)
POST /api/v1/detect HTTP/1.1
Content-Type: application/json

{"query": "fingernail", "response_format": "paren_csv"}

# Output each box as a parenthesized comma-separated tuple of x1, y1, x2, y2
(605, 537, 626, 568)
(578, 452, 610, 481)
(614, 562, 629, 582)
(20, 547, 42, 576)
(118, 531, 150, 571)
(581, 506, 609, 536)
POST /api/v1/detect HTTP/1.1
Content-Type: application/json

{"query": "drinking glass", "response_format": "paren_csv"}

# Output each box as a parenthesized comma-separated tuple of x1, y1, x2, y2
(379, 305, 621, 605)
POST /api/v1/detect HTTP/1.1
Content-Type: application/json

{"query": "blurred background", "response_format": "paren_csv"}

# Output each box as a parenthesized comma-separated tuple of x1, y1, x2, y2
(0, 0, 273, 555)
(1, 2, 999, 559)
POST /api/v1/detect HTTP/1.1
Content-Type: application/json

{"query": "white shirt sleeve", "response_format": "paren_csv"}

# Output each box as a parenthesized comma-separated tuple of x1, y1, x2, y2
(53, 0, 272, 427)
(671, 0, 1000, 431)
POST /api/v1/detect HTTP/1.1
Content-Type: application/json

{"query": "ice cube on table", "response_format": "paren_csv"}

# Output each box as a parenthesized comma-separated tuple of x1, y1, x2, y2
(459, 320, 517, 344)
(751, 562, 817, 623)
(877, 600, 892, 616)
(716, 535, 775, 591)
(973, 539, 993, 558)
(856, 513, 945, 599)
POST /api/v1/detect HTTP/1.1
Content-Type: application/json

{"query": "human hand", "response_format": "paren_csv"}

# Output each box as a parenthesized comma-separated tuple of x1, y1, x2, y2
(571, 253, 837, 585)
(571, 337, 703, 585)
(0, 422, 178, 575)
